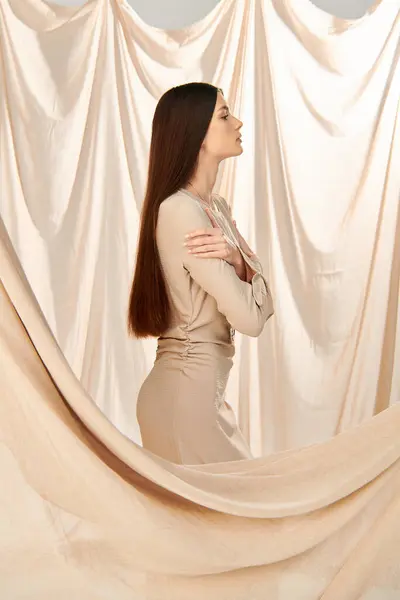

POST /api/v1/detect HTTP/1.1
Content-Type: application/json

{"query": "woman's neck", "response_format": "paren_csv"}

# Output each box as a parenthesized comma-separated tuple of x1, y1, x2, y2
(185, 156, 219, 204)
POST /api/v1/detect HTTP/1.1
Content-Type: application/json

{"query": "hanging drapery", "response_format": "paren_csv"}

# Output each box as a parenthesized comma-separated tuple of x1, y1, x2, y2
(0, 205, 400, 598)
(1, 0, 400, 596)
(1, 0, 399, 454)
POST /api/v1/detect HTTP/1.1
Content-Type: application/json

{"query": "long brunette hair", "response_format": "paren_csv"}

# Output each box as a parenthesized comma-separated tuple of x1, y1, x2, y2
(127, 83, 220, 338)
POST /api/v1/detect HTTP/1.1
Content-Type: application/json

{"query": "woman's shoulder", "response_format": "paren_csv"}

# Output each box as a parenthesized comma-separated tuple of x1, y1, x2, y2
(160, 190, 193, 210)
(158, 190, 207, 229)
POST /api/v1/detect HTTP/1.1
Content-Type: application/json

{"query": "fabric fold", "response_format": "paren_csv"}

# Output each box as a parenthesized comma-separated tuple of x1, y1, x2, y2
(1, 0, 400, 596)
(1, 214, 400, 597)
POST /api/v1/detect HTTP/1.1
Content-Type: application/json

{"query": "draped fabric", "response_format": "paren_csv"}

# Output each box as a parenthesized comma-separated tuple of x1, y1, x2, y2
(1, 211, 400, 598)
(1, 0, 400, 596)
(1, 0, 399, 456)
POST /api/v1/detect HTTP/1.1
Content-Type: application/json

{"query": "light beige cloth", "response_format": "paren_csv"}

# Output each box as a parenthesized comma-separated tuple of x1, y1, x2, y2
(1, 216, 400, 598)
(138, 190, 273, 463)
(1, 0, 399, 456)
(1, 0, 400, 595)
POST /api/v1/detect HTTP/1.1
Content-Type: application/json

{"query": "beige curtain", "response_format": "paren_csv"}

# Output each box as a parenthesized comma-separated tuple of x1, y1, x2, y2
(1, 0, 400, 596)
(1, 215, 400, 598)
(1, 0, 399, 456)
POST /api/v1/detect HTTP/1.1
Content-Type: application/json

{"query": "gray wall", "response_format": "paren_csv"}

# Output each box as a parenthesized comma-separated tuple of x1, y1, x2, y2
(53, 0, 378, 28)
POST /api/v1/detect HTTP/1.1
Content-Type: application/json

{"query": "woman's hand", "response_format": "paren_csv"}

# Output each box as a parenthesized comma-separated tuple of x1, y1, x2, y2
(185, 208, 246, 279)
(231, 219, 256, 259)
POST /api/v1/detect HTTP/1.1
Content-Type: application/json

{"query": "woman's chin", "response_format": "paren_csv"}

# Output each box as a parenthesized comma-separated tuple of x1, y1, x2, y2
(220, 146, 244, 160)
(232, 142, 244, 156)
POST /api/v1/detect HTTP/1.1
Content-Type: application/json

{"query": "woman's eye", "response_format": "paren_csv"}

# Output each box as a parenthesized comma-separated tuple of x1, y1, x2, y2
(223, 114, 229, 120)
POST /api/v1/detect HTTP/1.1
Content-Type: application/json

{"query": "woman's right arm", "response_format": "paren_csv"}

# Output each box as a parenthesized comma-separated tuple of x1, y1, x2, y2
(158, 194, 274, 337)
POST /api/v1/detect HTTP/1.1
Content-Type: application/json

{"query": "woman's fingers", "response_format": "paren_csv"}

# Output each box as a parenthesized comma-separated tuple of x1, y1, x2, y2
(192, 249, 231, 259)
(185, 226, 221, 240)
(196, 251, 228, 258)
(185, 232, 224, 247)
(187, 243, 228, 256)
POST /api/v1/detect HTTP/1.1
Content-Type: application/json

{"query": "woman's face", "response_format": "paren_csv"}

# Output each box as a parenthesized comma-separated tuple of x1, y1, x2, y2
(201, 92, 243, 161)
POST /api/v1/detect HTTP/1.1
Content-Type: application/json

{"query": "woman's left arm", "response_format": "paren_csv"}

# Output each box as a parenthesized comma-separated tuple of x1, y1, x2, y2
(186, 198, 263, 284)
(185, 208, 250, 282)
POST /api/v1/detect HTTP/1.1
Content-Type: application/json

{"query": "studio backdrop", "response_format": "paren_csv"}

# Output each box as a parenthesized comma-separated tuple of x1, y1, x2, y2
(1, 0, 400, 598)
(1, 0, 399, 456)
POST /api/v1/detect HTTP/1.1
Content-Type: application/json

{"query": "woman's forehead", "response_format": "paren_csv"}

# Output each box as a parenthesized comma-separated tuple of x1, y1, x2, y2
(215, 92, 228, 111)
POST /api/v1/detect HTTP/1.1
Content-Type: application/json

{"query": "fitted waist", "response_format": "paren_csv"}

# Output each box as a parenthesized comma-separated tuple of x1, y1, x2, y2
(156, 335, 235, 361)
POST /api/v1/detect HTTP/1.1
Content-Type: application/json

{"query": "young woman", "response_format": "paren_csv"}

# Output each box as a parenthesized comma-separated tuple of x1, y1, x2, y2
(128, 83, 273, 465)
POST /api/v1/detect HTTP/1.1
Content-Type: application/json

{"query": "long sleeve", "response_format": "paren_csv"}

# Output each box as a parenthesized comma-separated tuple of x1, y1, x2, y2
(158, 193, 274, 337)
(213, 194, 266, 286)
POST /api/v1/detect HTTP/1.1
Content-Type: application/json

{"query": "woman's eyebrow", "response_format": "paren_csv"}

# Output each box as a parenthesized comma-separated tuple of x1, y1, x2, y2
(218, 105, 229, 112)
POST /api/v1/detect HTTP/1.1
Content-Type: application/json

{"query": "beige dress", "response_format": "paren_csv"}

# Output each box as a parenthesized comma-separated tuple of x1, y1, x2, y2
(137, 189, 274, 464)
